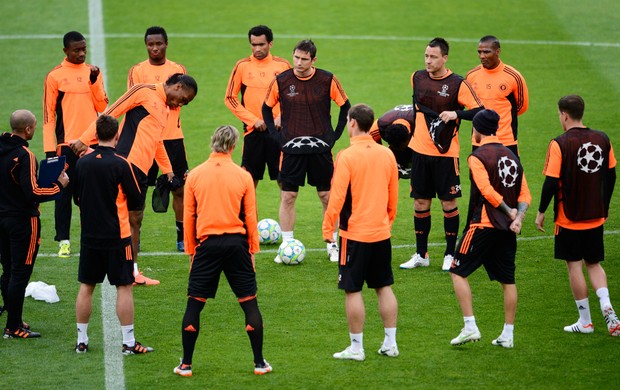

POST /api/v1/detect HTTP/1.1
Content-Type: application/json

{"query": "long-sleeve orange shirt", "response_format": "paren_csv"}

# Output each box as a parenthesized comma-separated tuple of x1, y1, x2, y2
(224, 53, 291, 133)
(184, 152, 259, 255)
(78, 83, 172, 175)
(467, 60, 529, 147)
(128, 59, 187, 140)
(468, 136, 532, 228)
(323, 134, 399, 243)
(43, 59, 108, 152)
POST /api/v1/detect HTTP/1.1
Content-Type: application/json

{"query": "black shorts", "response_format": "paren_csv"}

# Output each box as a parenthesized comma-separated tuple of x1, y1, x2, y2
(410, 151, 461, 199)
(450, 226, 516, 284)
(338, 237, 394, 292)
(78, 238, 134, 286)
(187, 234, 257, 300)
(146, 139, 189, 186)
(279, 152, 333, 192)
(242, 131, 281, 181)
(555, 225, 604, 263)
(131, 165, 148, 211)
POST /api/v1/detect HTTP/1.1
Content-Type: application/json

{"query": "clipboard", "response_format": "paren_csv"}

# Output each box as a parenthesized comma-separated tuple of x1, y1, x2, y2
(38, 156, 66, 200)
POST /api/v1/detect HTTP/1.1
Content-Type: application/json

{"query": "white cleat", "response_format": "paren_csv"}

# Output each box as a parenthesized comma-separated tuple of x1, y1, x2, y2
(400, 253, 429, 269)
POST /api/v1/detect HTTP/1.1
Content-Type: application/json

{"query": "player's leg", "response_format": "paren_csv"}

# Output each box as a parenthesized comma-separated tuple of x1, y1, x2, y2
(75, 283, 95, 351)
(439, 156, 462, 271)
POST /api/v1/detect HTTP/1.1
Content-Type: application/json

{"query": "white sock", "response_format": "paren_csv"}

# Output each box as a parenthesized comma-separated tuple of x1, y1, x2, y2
(383, 327, 397, 348)
(121, 324, 135, 347)
(464, 316, 477, 331)
(349, 332, 363, 352)
(77, 323, 89, 344)
(60, 239, 70, 246)
(133, 263, 139, 276)
(333, 232, 338, 241)
(576, 298, 592, 325)
(502, 323, 514, 339)
(282, 231, 294, 241)
(596, 287, 612, 311)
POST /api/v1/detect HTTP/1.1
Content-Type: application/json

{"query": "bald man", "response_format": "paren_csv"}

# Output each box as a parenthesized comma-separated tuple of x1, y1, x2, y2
(1, 110, 69, 338)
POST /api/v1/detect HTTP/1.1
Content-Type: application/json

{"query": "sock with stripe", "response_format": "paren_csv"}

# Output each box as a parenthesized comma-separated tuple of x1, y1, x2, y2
(575, 298, 592, 325)
(121, 324, 135, 347)
(443, 207, 459, 255)
(240, 298, 264, 365)
(349, 332, 364, 352)
(181, 297, 205, 365)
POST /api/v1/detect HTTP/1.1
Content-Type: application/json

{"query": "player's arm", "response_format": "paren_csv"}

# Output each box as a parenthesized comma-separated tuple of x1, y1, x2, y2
(120, 158, 144, 211)
(224, 61, 260, 130)
(43, 73, 59, 155)
(242, 175, 260, 254)
(322, 152, 349, 242)
(536, 140, 561, 231)
(330, 76, 350, 141)
(369, 120, 382, 144)
(440, 80, 485, 122)
(510, 173, 532, 233)
(183, 176, 198, 256)
(514, 71, 529, 116)
(469, 155, 504, 208)
(19, 151, 65, 202)
(154, 140, 174, 176)
(262, 79, 280, 141)
(387, 153, 399, 225)
(89, 65, 108, 112)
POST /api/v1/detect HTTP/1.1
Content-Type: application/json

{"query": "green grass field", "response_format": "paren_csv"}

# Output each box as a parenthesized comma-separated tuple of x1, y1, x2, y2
(1, 0, 619, 388)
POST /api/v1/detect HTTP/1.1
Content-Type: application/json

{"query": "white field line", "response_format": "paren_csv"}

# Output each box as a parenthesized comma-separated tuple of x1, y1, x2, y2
(87, 0, 125, 389)
(0, 32, 619, 48)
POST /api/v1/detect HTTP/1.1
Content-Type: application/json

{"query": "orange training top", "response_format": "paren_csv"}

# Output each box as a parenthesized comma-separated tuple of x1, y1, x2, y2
(467, 60, 529, 147)
(408, 70, 483, 157)
(468, 136, 532, 228)
(184, 152, 259, 255)
(543, 138, 617, 229)
(43, 59, 108, 152)
(78, 83, 172, 175)
(224, 53, 291, 133)
(127, 59, 187, 140)
(323, 134, 399, 242)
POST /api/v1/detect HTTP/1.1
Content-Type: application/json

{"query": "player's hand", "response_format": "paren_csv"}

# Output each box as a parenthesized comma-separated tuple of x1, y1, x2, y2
(253, 119, 267, 132)
(274, 116, 282, 129)
(70, 140, 88, 157)
(57, 170, 70, 188)
(324, 237, 336, 244)
(168, 174, 183, 191)
(535, 211, 545, 232)
(508, 208, 518, 221)
(439, 111, 457, 123)
(89, 65, 100, 84)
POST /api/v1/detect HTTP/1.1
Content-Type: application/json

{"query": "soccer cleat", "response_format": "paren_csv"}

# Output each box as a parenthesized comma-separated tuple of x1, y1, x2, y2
(377, 345, 399, 357)
(450, 328, 481, 345)
(133, 272, 160, 286)
(176, 241, 185, 252)
(58, 240, 71, 258)
(75, 342, 89, 353)
(333, 346, 365, 361)
(491, 335, 514, 349)
(122, 341, 154, 355)
(400, 253, 430, 269)
(442, 254, 454, 271)
(563, 321, 594, 334)
(254, 360, 272, 375)
(3, 327, 41, 339)
(603, 307, 620, 336)
(173, 358, 192, 377)
(327, 243, 339, 263)
(274, 254, 282, 264)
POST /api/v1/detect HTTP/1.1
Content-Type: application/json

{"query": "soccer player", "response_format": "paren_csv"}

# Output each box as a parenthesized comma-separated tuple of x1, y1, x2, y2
(174, 125, 270, 377)
(323, 103, 399, 361)
(71, 73, 198, 286)
(262, 39, 351, 263)
(1, 110, 69, 339)
(224, 25, 291, 189)
(128, 26, 190, 253)
(73, 115, 153, 354)
(466, 35, 529, 155)
(535, 95, 619, 336)
(399, 37, 484, 272)
(43, 31, 109, 258)
(369, 104, 415, 179)
(449, 110, 531, 349)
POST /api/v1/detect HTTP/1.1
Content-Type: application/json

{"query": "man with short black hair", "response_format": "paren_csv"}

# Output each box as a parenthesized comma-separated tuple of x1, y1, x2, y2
(536, 95, 619, 336)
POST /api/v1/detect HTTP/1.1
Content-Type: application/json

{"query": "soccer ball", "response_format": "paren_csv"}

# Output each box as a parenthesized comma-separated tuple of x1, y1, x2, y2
(257, 219, 281, 244)
(577, 142, 604, 173)
(278, 239, 306, 265)
(497, 156, 519, 188)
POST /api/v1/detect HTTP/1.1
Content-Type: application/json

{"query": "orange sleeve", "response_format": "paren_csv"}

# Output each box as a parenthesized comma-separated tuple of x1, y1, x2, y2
(224, 60, 260, 129)
(264, 78, 280, 108)
(369, 120, 382, 143)
(458, 80, 484, 110)
(610, 143, 617, 168)
(542, 140, 562, 178)
(468, 155, 503, 208)
(387, 153, 399, 225)
(330, 75, 348, 106)
(154, 140, 173, 174)
(243, 176, 260, 254)
(515, 72, 529, 116)
(518, 172, 532, 205)
(43, 70, 60, 153)
(90, 72, 109, 113)
(322, 151, 346, 240)
(127, 64, 142, 89)
(183, 173, 198, 255)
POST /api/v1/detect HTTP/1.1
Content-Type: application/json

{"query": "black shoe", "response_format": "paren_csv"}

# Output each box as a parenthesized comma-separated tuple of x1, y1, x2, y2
(122, 341, 153, 355)
(3, 327, 41, 339)
(75, 342, 89, 353)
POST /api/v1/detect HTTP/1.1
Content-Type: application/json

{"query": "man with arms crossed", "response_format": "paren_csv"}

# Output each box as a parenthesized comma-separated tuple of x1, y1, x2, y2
(535, 95, 619, 336)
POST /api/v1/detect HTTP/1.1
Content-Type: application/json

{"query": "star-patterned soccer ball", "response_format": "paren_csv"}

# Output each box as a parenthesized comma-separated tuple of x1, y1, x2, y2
(497, 156, 519, 188)
(278, 239, 306, 265)
(257, 219, 281, 244)
(577, 142, 604, 173)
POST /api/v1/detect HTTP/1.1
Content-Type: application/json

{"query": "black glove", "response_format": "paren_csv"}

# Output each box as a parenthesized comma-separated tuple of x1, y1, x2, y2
(169, 175, 183, 191)
(46, 151, 57, 159)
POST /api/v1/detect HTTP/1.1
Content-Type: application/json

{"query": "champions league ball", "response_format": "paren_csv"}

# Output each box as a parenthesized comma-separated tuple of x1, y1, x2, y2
(577, 142, 604, 173)
(257, 219, 281, 244)
(497, 156, 519, 188)
(278, 239, 306, 265)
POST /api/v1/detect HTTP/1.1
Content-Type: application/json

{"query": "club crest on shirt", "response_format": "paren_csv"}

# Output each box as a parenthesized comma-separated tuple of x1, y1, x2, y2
(287, 85, 299, 97)
(437, 84, 450, 97)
